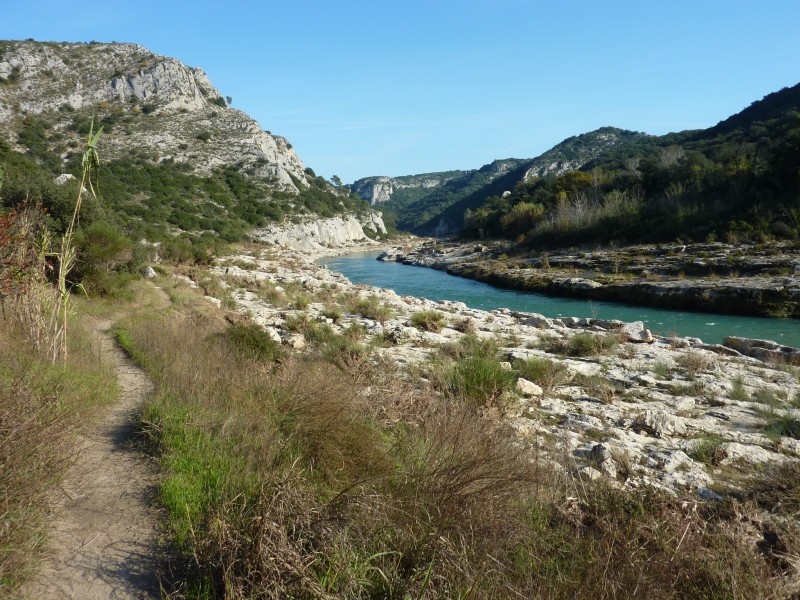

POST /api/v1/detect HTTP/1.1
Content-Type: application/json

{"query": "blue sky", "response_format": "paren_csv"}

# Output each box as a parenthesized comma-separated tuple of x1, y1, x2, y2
(2, 1, 799, 182)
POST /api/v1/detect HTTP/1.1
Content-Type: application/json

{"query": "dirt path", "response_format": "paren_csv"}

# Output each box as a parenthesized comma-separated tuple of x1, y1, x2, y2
(21, 316, 163, 599)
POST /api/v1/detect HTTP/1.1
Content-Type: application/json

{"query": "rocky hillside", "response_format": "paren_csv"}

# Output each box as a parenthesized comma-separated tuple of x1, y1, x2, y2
(0, 40, 308, 188)
(354, 128, 649, 235)
(0, 40, 384, 249)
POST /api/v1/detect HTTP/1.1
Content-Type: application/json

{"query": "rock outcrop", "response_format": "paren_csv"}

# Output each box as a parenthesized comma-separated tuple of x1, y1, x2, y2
(208, 245, 800, 499)
(0, 40, 308, 189)
(395, 240, 800, 319)
(253, 212, 387, 251)
(351, 171, 465, 206)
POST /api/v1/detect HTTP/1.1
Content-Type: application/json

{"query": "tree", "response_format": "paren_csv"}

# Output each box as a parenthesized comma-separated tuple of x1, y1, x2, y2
(226, 96, 232, 106)
(330, 175, 343, 188)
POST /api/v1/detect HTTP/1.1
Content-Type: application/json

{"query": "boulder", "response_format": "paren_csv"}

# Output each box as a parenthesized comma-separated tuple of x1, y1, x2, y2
(141, 266, 157, 279)
(620, 321, 654, 343)
(516, 378, 544, 397)
(284, 333, 306, 350)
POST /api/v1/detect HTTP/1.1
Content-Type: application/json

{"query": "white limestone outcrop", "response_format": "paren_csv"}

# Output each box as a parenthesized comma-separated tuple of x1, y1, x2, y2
(253, 212, 387, 251)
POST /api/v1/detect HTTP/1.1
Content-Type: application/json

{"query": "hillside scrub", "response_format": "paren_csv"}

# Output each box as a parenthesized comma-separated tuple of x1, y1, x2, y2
(116, 279, 798, 599)
(458, 90, 800, 247)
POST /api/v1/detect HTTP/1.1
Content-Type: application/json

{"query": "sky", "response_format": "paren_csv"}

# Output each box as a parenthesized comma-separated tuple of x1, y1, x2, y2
(2, 1, 799, 183)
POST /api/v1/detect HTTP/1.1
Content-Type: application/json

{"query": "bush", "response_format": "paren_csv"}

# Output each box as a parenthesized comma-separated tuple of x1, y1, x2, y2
(514, 356, 569, 392)
(444, 355, 516, 407)
(410, 309, 446, 332)
(348, 296, 392, 323)
(224, 322, 284, 362)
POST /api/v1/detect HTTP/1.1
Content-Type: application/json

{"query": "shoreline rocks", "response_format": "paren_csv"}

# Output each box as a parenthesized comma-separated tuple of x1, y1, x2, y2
(396, 240, 800, 319)
(209, 243, 800, 500)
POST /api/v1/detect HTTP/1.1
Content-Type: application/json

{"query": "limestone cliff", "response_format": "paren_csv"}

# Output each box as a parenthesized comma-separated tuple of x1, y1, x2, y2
(0, 40, 308, 189)
(350, 170, 467, 206)
(253, 212, 387, 251)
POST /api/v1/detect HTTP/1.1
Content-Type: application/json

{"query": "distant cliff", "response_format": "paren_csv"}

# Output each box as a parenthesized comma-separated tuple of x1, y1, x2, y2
(253, 212, 387, 251)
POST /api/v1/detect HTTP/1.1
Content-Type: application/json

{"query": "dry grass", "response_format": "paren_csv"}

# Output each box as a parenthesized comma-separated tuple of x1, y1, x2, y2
(114, 279, 799, 599)
(0, 314, 117, 592)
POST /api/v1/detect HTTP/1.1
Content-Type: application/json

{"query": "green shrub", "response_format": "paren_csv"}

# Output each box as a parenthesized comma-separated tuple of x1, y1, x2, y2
(514, 356, 569, 392)
(445, 355, 516, 407)
(225, 323, 284, 362)
(568, 333, 617, 357)
(410, 310, 446, 332)
(689, 435, 728, 466)
(348, 295, 392, 323)
(765, 414, 800, 441)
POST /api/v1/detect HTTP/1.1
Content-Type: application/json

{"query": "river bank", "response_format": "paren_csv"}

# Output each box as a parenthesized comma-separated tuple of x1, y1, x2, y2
(209, 243, 800, 499)
(384, 239, 800, 319)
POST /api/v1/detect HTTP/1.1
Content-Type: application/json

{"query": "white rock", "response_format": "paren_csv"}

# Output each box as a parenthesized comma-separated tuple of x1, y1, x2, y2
(633, 409, 687, 437)
(516, 378, 544, 397)
(284, 333, 306, 350)
(621, 321, 654, 343)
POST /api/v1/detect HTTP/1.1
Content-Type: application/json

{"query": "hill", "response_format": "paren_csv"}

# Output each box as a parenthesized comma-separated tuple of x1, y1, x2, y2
(356, 83, 800, 243)
(352, 128, 651, 234)
(0, 40, 372, 246)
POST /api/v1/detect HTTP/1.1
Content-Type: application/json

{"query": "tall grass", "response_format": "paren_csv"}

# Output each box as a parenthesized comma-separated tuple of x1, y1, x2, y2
(118, 288, 795, 599)
(0, 314, 117, 592)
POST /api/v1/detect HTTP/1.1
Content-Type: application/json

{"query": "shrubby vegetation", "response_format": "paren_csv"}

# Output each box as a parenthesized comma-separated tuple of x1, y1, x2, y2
(110, 283, 800, 599)
(462, 85, 800, 246)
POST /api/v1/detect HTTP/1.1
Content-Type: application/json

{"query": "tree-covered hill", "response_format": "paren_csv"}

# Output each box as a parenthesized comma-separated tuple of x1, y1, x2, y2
(360, 81, 800, 245)
(462, 82, 800, 247)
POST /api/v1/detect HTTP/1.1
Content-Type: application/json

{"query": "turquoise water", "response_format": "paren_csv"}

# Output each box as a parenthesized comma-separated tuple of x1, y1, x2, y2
(319, 253, 800, 347)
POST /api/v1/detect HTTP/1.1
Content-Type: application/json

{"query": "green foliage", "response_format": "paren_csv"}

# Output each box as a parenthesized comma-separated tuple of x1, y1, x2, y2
(410, 309, 446, 332)
(513, 356, 569, 392)
(347, 295, 392, 323)
(689, 434, 728, 466)
(444, 355, 516, 406)
(224, 322, 284, 362)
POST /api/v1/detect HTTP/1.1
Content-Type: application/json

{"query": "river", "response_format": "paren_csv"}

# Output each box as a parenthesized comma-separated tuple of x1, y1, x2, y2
(319, 252, 800, 347)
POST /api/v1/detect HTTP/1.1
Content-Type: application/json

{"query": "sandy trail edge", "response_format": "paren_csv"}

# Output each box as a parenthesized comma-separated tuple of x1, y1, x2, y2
(21, 315, 163, 600)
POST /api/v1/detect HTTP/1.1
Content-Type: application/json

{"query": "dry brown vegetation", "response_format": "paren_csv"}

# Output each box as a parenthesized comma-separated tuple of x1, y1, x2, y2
(0, 309, 117, 592)
(114, 278, 800, 599)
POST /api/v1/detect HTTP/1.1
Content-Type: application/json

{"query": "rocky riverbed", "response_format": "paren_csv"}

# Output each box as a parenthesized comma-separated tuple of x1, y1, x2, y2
(205, 244, 800, 500)
(383, 239, 800, 318)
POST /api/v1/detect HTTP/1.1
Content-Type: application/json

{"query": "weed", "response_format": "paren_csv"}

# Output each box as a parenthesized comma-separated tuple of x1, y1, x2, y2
(765, 414, 800, 441)
(441, 355, 517, 408)
(513, 356, 569, 392)
(652, 361, 672, 380)
(347, 295, 392, 324)
(751, 386, 781, 409)
(543, 332, 617, 357)
(690, 435, 728, 466)
(729, 375, 749, 401)
(452, 316, 476, 334)
(410, 310, 446, 332)
(676, 351, 715, 376)
(224, 322, 284, 362)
